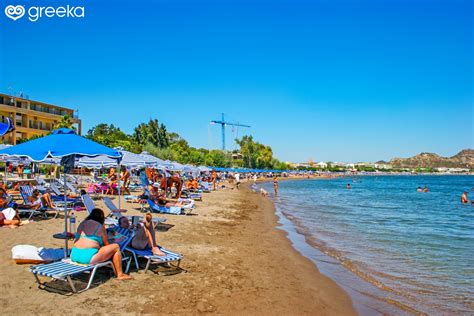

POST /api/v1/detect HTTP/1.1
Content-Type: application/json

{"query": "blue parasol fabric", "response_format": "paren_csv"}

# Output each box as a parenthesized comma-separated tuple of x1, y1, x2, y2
(0, 128, 121, 161)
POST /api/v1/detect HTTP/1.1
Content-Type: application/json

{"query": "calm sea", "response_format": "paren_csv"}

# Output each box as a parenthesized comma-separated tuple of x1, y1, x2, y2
(259, 176, 473, 315)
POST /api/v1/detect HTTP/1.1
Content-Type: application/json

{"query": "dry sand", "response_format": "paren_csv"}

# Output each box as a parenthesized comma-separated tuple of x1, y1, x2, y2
(0, 182, 356, 315)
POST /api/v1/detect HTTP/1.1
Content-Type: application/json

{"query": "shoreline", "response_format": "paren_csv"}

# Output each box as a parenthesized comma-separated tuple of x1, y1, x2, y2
(253, 177, 413, 315)
(0, 182, 355, 315)
(257, 176, 470, 315)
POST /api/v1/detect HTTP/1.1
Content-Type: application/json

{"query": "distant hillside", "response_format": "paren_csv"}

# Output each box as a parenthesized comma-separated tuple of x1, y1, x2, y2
(389, 149, 474, 169)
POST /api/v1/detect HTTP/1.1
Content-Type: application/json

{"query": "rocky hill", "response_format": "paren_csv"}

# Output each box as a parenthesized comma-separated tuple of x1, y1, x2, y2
(389, 149, 474, 169)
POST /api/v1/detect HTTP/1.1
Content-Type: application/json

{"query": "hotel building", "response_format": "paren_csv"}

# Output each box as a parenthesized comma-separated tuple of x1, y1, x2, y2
(0, 93, 81, 145)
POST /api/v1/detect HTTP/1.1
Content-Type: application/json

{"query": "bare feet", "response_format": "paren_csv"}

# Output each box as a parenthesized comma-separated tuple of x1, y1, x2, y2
(117, 273, 133, 280)
(152, 246, 165, 256)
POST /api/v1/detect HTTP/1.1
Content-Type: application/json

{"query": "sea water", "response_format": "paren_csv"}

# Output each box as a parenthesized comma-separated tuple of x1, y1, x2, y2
(260, 176, 473, 315)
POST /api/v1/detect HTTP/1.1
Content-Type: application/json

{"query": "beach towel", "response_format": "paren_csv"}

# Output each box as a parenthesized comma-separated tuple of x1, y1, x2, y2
(1, 208, 16, 221)
(12, 245, 64, 264)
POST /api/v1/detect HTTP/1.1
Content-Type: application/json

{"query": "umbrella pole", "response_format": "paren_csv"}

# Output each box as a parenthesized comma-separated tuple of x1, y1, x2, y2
(117, 163, 121, 210)
(63, 170, 68, 258)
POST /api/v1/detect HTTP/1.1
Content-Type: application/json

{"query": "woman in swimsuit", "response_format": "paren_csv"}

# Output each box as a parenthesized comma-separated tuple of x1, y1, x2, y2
(71, 208, 132, 280)
(120, 166, 131, 195)
(106, 170, 118, 195)
(119, 214, 165, 256)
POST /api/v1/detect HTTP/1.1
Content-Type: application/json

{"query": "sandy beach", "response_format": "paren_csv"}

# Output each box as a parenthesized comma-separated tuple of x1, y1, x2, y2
(0, 182, 355, 315)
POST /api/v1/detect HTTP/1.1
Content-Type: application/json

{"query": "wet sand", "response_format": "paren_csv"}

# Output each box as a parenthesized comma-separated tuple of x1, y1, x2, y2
(0, 182, 355, 315)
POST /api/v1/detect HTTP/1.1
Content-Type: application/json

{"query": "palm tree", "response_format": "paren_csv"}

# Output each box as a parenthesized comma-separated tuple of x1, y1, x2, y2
(54, 115, 76, 131)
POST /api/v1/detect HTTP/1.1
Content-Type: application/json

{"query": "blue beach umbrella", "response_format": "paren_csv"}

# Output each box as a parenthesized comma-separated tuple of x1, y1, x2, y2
(0, 128, 122, 255)
(0, 128, 121, 161)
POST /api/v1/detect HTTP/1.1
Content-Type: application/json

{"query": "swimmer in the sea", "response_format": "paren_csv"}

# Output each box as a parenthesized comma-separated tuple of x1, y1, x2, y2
(461, 191, 469, 204)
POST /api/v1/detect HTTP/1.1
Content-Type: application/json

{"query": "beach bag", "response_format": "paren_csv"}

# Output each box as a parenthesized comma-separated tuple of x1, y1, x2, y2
(12, 245, 64, 264)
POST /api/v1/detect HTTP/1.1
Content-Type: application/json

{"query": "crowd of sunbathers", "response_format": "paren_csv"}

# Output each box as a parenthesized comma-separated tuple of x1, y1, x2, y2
(0, 182, 59, 228)
(1, 164, 279, 286)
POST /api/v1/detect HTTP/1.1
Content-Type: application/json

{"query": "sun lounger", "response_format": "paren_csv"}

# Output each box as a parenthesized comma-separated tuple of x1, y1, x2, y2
(102, 197, 166, 225)
(181, 190, 203, 201)
(19, 186, 66, 219)
(17, 190, 46, 220)
(111, 226, 183, 273)
(29, 230, 133, 294)
(147, 199, 183, 215)
(49, 183, 80, 204)
(200, 181, 211, 193)
(56, 178, 79, 195)
(81, 194, 118, 226)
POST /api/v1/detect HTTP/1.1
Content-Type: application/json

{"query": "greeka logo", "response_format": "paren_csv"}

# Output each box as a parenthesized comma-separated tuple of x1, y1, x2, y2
(5, 5, 25, 20)
(4, 4, 85, 22)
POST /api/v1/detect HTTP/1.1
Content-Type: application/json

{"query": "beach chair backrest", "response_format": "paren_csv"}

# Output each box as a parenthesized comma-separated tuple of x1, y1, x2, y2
(140, 172, 149, 188)
(19, 189, 30, 204)
(66, 182, 77, 194)
(103, 197, 118, 212)
(81, 194, 96, 214)
(49, 183, 62, 196)
(35, 176, 46, 185)
(20, 185, 33, 197)
(20, 186, 46, 209)
(107, 226, 134, 251)
(147, 199, 159, 212)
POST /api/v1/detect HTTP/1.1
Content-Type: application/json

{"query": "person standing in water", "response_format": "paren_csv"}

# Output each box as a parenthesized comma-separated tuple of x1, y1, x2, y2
(346, 184, 351, 190)
(273, 177, 279, 195)
(423, 186, 429, 193)
(461, 191, 469, 204)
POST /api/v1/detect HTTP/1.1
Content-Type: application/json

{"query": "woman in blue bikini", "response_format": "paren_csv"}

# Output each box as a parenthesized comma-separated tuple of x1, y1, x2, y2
(71, 208, 132, 280)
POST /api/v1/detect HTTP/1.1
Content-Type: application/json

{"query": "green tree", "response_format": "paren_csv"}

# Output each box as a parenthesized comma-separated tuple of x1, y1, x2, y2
(54, 115, 76, 130)
(235, 135, 287, 169)
(133, 119, 169, 148)
(86, 124, 141, 153)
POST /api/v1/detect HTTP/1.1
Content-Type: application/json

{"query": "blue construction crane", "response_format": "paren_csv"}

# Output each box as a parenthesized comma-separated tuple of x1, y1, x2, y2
(211, 113, 250, 151)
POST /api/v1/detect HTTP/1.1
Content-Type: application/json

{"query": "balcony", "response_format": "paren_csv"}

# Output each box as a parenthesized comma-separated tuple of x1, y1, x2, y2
(29, 122, 52, 131)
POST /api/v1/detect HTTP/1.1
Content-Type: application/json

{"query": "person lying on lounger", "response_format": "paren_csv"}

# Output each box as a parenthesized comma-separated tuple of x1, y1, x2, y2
(72, 208, 132, 280)
(155, 194, 187, 208)
(118, 214, 165, 256)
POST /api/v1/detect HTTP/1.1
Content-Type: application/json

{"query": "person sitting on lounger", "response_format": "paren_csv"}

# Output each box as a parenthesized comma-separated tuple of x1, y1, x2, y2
(72, 208, 132, 280)
(118, 214, 165, 256)
(26, 189, 56, 210)
(167, 174, 183, 198)
(0, 187, 20, 227)
(147, 183, 160, 200)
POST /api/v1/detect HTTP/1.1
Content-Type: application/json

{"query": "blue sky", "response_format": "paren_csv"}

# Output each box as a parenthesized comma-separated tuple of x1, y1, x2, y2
(1, 0, 472, 162)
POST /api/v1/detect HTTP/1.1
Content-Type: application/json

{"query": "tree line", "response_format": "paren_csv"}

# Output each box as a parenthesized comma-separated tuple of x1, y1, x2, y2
(84, 118, 289, 169)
